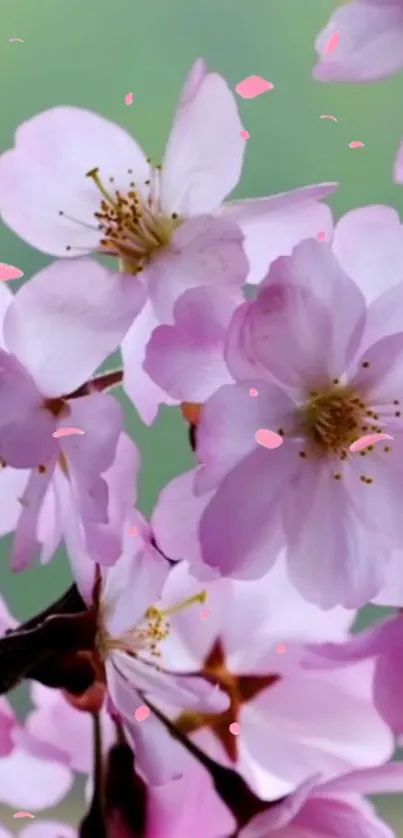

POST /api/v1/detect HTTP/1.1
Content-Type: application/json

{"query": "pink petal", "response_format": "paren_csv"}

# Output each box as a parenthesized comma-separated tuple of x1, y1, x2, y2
(0, 350, 58, 468)
(0, 106, 150, 257)
(20, 825, 75, 838)
(0, 263, 24, 281)
(144, 286, 237, 403)
(121, 301, 177, 425)
(196, 380, 295, 494)
(223, 184, 336, 285)
(124, 92, 133, 105)
(161, 65, 245, 215)
(146, 214, 248, 323)
(323, 30, 340, 55)
(10, 467, 54, 571)
(319, 114, 338, 122)
(332, 205, 403, 305)
(254, 428, 284, 449)
(313, 0, 403, 83)
(151, 469, 211, 568)
(240, 129, 250, 139)
(102, 532, 170, 637)
(323, 761, 403, 796)
(4, 258, 146, 396)
(199, 445, 298, 577)
(349, 433, 393, 452)
(0, 748, 72, 810)
(0, 468, 30, 537)
(52, 426, 85, 438)
(284, 459, 393, 609)
(349, 140, 365, 149)
(235, 76, 274, 99)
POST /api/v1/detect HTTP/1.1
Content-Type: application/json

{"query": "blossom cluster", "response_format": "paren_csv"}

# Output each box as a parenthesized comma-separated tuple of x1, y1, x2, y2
(1, 11, 403, 837)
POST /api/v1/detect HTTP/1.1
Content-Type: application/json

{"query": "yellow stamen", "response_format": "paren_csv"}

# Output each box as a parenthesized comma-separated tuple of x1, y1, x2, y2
(147, 591, 207, 620)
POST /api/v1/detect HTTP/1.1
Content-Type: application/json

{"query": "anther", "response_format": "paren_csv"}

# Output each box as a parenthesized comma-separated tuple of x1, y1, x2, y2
(361, 361, 370, 368)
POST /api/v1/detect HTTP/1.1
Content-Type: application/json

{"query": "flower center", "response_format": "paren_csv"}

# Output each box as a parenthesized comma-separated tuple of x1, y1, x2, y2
(85, 165, 182, 274)
(98, 590, 207, 660)
(300, 383, 367, 455)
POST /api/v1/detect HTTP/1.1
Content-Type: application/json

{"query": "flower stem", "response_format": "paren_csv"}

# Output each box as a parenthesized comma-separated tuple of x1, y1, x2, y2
(65, 368, 124, 400)
(79, 712, 107, 838)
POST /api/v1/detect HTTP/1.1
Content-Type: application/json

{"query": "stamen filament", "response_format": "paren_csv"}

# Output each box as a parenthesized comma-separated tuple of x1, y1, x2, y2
(149, 591, 207, 620)
(86, 167, 116, 205)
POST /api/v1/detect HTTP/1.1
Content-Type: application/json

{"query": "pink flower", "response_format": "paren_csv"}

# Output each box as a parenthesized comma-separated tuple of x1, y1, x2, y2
(0, 60, 336, 424)
(0, 265, 141, 570)
(143, 558, 393, 801)
(66, 477, 231, 738)
(241, 762, 403, 838)
(313, 0, 403, 83)
(166, 234, 403, 608)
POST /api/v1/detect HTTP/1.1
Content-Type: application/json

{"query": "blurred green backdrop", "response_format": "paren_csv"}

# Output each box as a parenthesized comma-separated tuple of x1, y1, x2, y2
(1, 0, 402, 832)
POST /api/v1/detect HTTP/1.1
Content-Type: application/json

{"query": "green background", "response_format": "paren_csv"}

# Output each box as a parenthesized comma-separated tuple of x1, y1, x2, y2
(0, 0, 402, 832)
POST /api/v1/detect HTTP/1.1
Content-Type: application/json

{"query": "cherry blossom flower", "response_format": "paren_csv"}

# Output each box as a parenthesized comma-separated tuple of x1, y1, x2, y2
(156, 236, 403, 608)
(0, 60, 335, 423)
(313, 0, 403, 83)
(0, 267, 144, 570)
(136, 558, 393, 800)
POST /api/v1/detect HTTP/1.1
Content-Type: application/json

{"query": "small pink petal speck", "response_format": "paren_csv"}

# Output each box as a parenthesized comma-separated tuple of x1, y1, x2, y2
(319, 114, 338, 122)
(52, 427, 86, 438)
(13, 813, 35, 819)
(9, 38, 25, 43)
(200, 608, 211, 620)
(317, 231, 326, 241)
(229, 722, 240, 736)
(135, 705, 150, 722)
(240, 129, 250, 139)
(276, 643, 287, 654)
(236, 76, 274, 99)
(129, 527, 137, 536)
(0, 263, 24, 281)
(249, 388, 259, 397)
(324, 31, 340, 55)
(349, 141, 365, 149)
(125, 92, 134, 105)
(255, 429, 283, 449)
(349, 433, 393, 453)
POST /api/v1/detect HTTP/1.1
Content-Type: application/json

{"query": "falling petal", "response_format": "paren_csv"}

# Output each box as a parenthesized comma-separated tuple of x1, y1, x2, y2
(129, 527, 137, 536)
(135, 705, 150, 722)
(319, 114, 338, 122)
(276, 643, 287, 654)
(125, 92, 134, 106)
(229, 722, 240, 736)
(13, 813, 35, 819)
(52, 427, 86, 438)
(0, 263, 24, 281)
(249, 388, 259, 397)
(254, 429, 284, 450)
(240, 129, 250, 139)
(349, 433, 394, 453)
(349, 141, 365, 149)
(200, 608, 211, 620)
(317, 231, 326, 241)
(323, 31, 340, 55)
(235, 76, 274, 99)
(9, 38, 24, 43)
